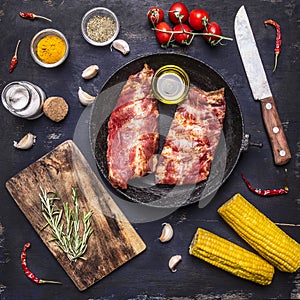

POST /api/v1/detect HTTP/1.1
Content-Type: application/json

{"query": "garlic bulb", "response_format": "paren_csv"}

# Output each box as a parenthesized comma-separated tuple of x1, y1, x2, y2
(14, 133, 36, 150)
(78, 87, 96, 106)
(111, 39, 130, 55)
(168, 255, 182, 273)
(159, 223, 173, 242)
(81, 64, 99, 79)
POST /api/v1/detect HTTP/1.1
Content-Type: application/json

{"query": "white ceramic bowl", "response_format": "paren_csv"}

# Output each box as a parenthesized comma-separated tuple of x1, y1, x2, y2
(30, 28, 69, 68)
(81, 7, 120, 46)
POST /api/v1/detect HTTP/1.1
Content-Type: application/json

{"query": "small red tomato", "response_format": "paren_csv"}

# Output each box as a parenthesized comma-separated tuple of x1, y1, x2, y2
(203, 21, 222, 46)
(168, 2, 189, 24)
(173, 23, 193, 45)
(155, 22, 173, 45)
(147, 6, 164, 25)
(188, 9, 210, 31)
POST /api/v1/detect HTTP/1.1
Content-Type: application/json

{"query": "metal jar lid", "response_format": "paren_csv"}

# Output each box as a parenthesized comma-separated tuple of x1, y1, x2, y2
(151, 65, 190, 104)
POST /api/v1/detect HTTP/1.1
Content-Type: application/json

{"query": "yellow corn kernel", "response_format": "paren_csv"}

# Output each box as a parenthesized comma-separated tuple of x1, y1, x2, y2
(189, 228, 275, 285)
(218, 193, 300, 273)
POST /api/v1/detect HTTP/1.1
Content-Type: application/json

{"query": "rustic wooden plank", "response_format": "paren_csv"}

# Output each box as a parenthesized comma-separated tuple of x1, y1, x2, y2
(5, 140, 146, 291)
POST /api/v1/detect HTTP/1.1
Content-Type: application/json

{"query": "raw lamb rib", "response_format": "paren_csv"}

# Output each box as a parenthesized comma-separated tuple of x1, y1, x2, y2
(155, 86, 226, 185)
(107, 64, 159, 189)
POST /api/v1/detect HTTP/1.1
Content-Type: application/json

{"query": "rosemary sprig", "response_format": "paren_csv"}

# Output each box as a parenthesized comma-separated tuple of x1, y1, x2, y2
(39, 186, 94, 262)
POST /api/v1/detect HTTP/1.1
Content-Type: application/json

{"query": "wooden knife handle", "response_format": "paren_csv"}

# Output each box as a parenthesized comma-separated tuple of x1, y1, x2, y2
(260, 96, 291, 165)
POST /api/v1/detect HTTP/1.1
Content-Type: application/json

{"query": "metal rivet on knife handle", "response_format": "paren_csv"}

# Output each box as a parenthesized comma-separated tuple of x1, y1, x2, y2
(261, 96, 291, 165)
(266, 103, 272, 110)
(280, 150, 286, 157)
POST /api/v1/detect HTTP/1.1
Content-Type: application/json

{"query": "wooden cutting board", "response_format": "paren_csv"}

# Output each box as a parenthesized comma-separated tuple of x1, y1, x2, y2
(6, 140, 146, 291)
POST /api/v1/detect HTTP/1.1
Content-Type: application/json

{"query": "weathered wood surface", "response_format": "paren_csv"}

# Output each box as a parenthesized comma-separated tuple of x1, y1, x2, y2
(6, 140, 146, 291)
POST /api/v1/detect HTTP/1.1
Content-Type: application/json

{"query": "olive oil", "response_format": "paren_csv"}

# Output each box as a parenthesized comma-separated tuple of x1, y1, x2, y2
(152, 65, 190, 104)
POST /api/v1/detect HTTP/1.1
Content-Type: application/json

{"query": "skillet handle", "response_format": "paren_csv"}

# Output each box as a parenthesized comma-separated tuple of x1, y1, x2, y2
(241, 133, 250, 152)
(260, 96, 291, 165)
(241, 133, 263, 152)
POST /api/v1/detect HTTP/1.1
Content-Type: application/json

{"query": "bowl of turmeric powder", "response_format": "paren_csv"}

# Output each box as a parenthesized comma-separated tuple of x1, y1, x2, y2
(30, 28, 69, 68)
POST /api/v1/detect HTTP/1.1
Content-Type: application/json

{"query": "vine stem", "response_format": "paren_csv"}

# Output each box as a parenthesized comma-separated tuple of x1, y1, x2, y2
(153, 27, 233, 41)
(152, 26, 233, 47)
(152, 9, 233, 47)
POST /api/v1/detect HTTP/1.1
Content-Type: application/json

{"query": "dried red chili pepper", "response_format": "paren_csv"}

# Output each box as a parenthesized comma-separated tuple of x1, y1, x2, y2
(21, 242, 62, 284)
(264, 19, 281, 72)
(19, 12, 52, 22)
(241, 169, 288, 196)
(9, 40, 21, 73)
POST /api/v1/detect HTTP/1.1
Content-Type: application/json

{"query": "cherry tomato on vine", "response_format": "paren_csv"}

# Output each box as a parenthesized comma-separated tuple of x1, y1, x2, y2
(203, 22, 222, 46)
(188, 9, 210, 31)
(155, 22, 173, 45)
(168, 2, 189, 24)
(147, 6, 164, 25)
(173, 24, 193, 45)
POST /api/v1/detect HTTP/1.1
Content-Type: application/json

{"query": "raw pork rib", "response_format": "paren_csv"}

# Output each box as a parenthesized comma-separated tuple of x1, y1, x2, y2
(155, 86, 226, 185)
(107, 64, 159, 189)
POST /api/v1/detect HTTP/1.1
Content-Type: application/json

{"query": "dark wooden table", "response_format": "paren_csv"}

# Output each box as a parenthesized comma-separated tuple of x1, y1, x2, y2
(1, 0, 299, 299)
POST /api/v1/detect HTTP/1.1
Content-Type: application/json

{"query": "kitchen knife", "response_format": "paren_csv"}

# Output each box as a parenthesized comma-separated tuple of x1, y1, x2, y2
(235, 5, 291, 165)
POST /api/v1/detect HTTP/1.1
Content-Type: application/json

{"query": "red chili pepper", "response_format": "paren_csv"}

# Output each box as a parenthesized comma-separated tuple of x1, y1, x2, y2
(241, 169, 288, 196)
(9, 39, 21, 73)
(264, 19, 281, 72)
(21, 242, 62, 285)
(19, 11, 52, 22)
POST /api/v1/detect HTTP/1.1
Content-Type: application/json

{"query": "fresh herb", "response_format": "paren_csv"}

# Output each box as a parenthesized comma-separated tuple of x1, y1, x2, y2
(39, 186, 94, 261)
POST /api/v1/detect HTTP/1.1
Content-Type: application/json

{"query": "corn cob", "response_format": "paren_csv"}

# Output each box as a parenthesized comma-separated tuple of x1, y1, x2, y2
(189, 228, 275, 285)
(218, 193, 300, 273)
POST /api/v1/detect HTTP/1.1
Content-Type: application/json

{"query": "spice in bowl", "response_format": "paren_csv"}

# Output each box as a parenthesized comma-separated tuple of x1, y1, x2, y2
(37, 35, 66, 64)
(86, 15, 116, 43)
(31, 28, 69, 68)
(81, 7, 120, 46)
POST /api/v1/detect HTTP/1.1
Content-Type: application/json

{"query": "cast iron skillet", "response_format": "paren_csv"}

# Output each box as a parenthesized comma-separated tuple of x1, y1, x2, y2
(90, 53, 245, 208)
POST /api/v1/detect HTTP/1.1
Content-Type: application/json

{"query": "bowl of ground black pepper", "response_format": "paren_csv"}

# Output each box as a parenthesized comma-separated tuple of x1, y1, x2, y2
(81, 7, 120, 46)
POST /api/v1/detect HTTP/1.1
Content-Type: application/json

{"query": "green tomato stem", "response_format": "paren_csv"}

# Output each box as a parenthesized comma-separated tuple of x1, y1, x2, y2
(153, 27, 233, 42)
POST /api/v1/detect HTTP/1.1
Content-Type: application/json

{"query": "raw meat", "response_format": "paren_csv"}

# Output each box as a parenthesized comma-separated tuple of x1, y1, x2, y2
(107, 64, 159, 189)
(155, 86, 226, 185)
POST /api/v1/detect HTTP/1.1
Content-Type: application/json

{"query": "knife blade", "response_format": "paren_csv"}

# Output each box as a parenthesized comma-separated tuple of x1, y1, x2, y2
(235, 5, 291, 165)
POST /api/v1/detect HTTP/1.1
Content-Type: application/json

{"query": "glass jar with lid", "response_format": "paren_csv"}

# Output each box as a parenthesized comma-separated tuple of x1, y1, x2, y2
(1, 81, 46, 120)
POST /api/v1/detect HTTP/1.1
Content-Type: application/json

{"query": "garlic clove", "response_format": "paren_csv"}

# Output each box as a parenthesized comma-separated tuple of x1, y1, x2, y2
(78, 87, 96, 106)
(111, 39, 130, 55)
(81, 64, 99, 79)
(14, 133, 36, 150)
(168, 255, 182, 273)
(159, 223, 173, 243)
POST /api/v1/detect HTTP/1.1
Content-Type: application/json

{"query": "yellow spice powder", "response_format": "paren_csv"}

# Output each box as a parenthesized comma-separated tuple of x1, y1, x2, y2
(37, 35, 66, 64)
